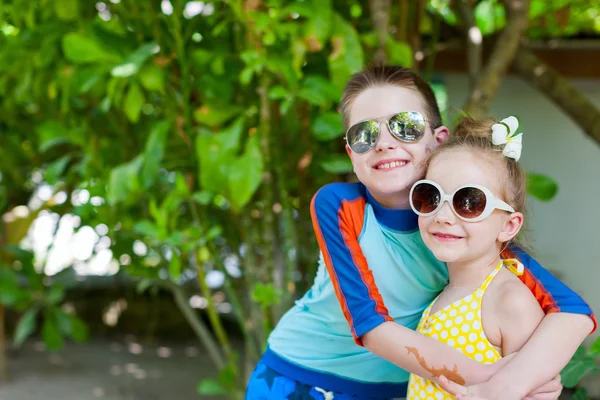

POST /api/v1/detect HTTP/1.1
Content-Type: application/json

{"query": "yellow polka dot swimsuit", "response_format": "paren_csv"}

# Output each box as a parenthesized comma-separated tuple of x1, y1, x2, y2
(407, 261, 509, 400)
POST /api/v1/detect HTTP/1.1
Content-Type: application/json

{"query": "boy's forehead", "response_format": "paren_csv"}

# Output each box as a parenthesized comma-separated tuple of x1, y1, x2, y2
(349, 86, 426, 125)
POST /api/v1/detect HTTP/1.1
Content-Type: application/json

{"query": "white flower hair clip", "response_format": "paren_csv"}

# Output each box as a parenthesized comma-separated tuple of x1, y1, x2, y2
(491, 116, 523, 161)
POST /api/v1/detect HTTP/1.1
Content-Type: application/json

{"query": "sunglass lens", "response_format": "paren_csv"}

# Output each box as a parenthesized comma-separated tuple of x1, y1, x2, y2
(412, 183, 441, 214)
(388, 111, 426, 142)
(453, 187, 487, 219)
(347, 120, 380, 153)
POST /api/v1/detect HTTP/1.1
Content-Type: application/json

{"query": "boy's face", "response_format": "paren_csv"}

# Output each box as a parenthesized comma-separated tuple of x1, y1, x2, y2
(346, 85, 449, 209)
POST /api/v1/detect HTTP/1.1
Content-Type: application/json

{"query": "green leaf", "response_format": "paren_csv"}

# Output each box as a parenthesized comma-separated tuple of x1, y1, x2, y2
(386, 37, 413, 68)
(197, 379, 227, 395)
(0, 286, 30, 307)
(298, 75, 340, 106)
(139, 64, 165, 92)
(312, 112, 343, 141)
(37, 121, 72, 152)
(587, 336, 600, 357)
(303, 0, 332, 50)
(111, 42, 158, 77)
(228, 135, 264, 211)
(55, 0, 79, 21)
(169, 254, 181, 280)
(123, 83, 145, 123)
(136, 279, 153, 294)
(134, 220, 159, 238)
(320, 155, 353, 174)
(107, 155, 144, 205)
(194, 105, 243, 128)
(328, 13, 364, 92)
(561, 350, 595, 388)
(251, 282, 281, 309)
(196, 118, 245, 194)
(217, 364, 237, 390)
(527, 173, 558, 201)
(572, 387, 589, 400)
(0, 267, 19, 288)
(46, 285, 66, 305)
(69, 315, 89, 343)
(62, 33, 120, 64)
(13, 308, 38, 346)
(42, 313, 64, 350)
(268, 86, 289, 100)
(141, 120, 171, 189)
(45, 155, 72, 185)
(192, 191, 213, 205)
(474, 1, 505, 35)
(71, 65, 108, 94)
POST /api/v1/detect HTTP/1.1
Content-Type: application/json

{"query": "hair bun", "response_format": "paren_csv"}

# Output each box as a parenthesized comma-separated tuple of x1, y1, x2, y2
(453, 117, 496, 139)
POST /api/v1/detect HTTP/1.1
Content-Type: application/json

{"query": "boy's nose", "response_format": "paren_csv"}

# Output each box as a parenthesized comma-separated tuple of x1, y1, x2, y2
(375, 122, 399, 152)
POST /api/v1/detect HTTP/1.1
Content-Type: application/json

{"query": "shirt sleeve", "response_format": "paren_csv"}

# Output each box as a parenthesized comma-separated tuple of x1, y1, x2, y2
(310, 183, 392, 345)
(504, 246, 597, 334)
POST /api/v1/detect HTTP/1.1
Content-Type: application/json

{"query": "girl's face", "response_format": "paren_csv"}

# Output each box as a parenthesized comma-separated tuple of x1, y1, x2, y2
(346, 85, 449, 209)
(418, 148, 522, 266)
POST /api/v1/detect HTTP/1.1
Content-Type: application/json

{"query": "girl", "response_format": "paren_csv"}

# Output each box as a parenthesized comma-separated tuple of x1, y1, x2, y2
(245, 66, 595, 400)
(407, 116, 564, 399)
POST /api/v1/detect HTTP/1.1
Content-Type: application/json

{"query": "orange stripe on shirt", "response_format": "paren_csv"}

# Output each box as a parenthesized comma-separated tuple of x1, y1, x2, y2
(339, 199, 392, 322)
(501, 247, 560, 314)
(310, 194, 359, 341)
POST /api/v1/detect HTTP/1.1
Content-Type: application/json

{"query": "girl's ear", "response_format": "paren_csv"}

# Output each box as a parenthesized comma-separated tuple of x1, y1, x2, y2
(498, 212, 523, 243)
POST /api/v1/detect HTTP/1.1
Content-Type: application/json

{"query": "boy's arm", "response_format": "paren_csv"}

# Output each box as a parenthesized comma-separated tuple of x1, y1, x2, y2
(311, 184, 500, 384)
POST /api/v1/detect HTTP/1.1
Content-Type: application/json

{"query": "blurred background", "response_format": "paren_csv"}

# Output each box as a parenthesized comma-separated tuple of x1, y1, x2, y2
(1, 0, 600, 399)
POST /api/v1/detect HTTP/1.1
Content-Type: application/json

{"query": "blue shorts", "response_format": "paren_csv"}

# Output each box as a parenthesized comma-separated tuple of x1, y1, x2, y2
(245, 359, 396, 400)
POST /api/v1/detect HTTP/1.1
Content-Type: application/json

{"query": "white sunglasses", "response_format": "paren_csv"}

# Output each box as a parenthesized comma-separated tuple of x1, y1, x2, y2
(409, 180, 515, 222)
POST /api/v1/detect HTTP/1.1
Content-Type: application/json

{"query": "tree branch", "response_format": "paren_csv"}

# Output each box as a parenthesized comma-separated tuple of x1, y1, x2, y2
(455, 0, 482, 82)
(512, 46, 600, 147)
(170, 283, 226, 369)
(465, 0, 531, 117)
(369, 0, 391, 65)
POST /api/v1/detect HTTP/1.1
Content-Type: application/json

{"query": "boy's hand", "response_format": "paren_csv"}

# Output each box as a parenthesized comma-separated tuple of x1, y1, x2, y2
(438, 374, 562, 400)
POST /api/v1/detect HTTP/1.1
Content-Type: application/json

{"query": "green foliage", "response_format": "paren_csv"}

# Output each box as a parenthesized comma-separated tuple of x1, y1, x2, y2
(527, 174, 559, 201)
(561, 337, 600, 399)
(0, 247, 89, 350)
(0, 0, 587, 397)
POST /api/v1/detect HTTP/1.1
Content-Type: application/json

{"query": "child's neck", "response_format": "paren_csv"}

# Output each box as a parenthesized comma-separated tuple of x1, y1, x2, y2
(446, 252, 502, 290)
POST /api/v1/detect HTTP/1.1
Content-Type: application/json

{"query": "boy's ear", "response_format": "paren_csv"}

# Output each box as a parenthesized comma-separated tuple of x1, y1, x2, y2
(433, 126, 450, 144)
(498, 212, 524, 243)
(345, 144, 352, 157)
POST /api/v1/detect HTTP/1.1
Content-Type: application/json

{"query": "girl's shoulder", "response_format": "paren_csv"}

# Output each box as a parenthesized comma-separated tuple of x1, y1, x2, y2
(483, 268, 545, 354)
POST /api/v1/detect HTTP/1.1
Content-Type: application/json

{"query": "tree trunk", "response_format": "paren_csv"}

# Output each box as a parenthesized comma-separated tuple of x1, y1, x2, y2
(369, 0, 391, 65)
(455, 0, 482, 83)
(0, 304, 7, 382)
(465, 0, 531, 118)
(512, 46, 600, 147)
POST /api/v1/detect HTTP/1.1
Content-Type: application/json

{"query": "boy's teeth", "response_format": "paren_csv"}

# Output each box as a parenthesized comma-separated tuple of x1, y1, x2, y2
(377, 161, 406, 169)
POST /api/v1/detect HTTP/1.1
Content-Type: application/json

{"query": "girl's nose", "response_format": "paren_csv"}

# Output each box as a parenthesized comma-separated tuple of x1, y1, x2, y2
(434, 202, 456, 225)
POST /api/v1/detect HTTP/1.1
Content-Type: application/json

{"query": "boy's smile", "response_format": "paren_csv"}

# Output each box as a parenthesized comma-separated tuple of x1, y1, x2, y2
(372, 158, 409, 171)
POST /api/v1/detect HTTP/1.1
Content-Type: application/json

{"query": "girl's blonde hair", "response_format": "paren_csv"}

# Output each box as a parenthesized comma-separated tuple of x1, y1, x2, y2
(426, 117, 530, 251)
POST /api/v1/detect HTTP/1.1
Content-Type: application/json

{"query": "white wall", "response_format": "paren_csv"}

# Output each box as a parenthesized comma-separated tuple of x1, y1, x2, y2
(444, 74, 600, 338)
